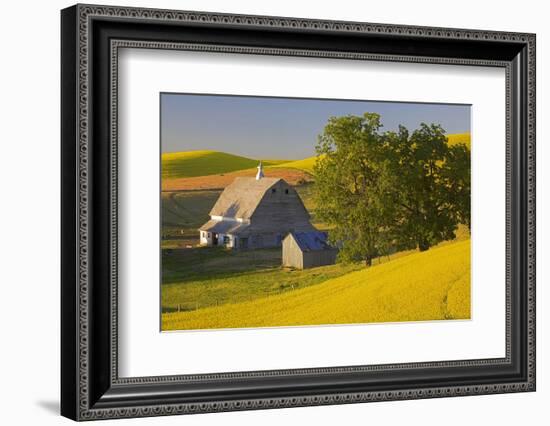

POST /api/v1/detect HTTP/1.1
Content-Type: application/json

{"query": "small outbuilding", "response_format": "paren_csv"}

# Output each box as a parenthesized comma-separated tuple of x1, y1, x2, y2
(282, 231, 338, 270)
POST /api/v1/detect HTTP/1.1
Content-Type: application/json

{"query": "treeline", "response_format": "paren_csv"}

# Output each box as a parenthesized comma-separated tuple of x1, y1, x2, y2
(313, 112, 470, 266)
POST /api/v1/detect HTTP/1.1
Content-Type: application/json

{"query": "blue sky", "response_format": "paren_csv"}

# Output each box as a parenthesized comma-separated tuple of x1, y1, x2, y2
(161, 93, 471, 160)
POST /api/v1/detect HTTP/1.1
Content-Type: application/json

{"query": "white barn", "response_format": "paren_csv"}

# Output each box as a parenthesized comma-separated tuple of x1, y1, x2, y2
(199, 164, 315, 249)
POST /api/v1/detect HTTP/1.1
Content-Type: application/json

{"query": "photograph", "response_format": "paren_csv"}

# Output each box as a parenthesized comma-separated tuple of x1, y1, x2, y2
(57, 3, 536, 420)
(160, 94, 472, 331)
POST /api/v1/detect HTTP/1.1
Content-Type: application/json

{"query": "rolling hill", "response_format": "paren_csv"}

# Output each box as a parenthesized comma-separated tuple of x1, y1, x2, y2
(161, 150, 286, 179)
(162, 133, 470, 180)
(162, 239, 470, 330)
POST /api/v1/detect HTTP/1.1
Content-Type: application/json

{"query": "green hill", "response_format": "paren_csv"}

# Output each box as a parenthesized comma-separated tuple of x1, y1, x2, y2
(161, 150, 286, 179)
(163, 239, 470, 330)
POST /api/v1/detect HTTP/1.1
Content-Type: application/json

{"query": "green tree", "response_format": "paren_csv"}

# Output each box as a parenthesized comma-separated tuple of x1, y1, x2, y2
(385, 123, 470, 251)
(313, 114, 470, 264)
(313, 113, 398, 266)
(441, 143, 471, 230)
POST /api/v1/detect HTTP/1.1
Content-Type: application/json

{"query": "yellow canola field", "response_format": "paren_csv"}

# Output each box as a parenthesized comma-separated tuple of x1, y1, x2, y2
(163, 239, 470, 331)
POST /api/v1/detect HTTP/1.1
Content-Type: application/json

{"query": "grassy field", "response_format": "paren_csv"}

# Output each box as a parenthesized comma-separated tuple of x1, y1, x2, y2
(161, 240, 424, 313)
(162, 238, 470, 330)
(162, 247, 364, 312)
(162, 190, 221, 245)
(161, 150, 286, 179)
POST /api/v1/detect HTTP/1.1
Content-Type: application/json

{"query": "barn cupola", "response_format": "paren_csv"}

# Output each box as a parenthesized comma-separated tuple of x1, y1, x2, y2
(255, 161, 264, 180)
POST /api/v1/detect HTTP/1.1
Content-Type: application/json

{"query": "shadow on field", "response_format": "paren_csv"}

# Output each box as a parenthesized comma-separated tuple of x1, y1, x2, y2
(161, 246, 282, 285)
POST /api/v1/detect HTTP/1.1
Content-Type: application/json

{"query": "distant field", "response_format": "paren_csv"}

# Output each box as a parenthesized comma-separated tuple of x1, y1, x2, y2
(447, 132, 471, 149)
(162, 167, 312, 191)
(161, 133, 469, 183)
(272, 156, 318, 174)
(162, 239, 470, 330)
(161, 150, 286, 179)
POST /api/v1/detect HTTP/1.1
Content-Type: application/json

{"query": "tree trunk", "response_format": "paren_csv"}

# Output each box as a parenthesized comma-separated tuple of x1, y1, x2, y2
(365, 256, 372, 267)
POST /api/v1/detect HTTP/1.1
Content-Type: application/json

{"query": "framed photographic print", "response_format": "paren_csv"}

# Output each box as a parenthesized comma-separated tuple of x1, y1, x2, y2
(61, 4, 536, 421)
(159, 94, 472, 331)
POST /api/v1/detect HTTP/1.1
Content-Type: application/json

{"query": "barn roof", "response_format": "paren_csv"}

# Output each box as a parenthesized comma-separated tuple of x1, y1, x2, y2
(288, 231, 335, 252)
(208, 177, 282, 219)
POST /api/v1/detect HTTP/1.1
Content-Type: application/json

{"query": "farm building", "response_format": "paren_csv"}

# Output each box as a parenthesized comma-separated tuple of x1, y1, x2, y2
(282, 231, 338, 269)
(199, 163, 316, 249)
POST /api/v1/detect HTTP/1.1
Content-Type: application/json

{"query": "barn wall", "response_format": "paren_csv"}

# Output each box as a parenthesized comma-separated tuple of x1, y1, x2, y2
(219, 233, 240, 248)
(251, 180, 315, 234)
(283, 234, 339, 269)
(199, 230, 212, 246)
(302, 249, 338, 269)
(248, 232, 285, 249)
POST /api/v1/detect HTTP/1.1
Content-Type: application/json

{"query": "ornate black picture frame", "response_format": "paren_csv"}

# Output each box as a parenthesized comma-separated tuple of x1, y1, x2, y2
(61, 4, 536, 421)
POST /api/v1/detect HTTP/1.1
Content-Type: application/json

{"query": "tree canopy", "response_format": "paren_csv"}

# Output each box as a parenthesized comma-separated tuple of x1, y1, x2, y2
(313, 112, 470, 265)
